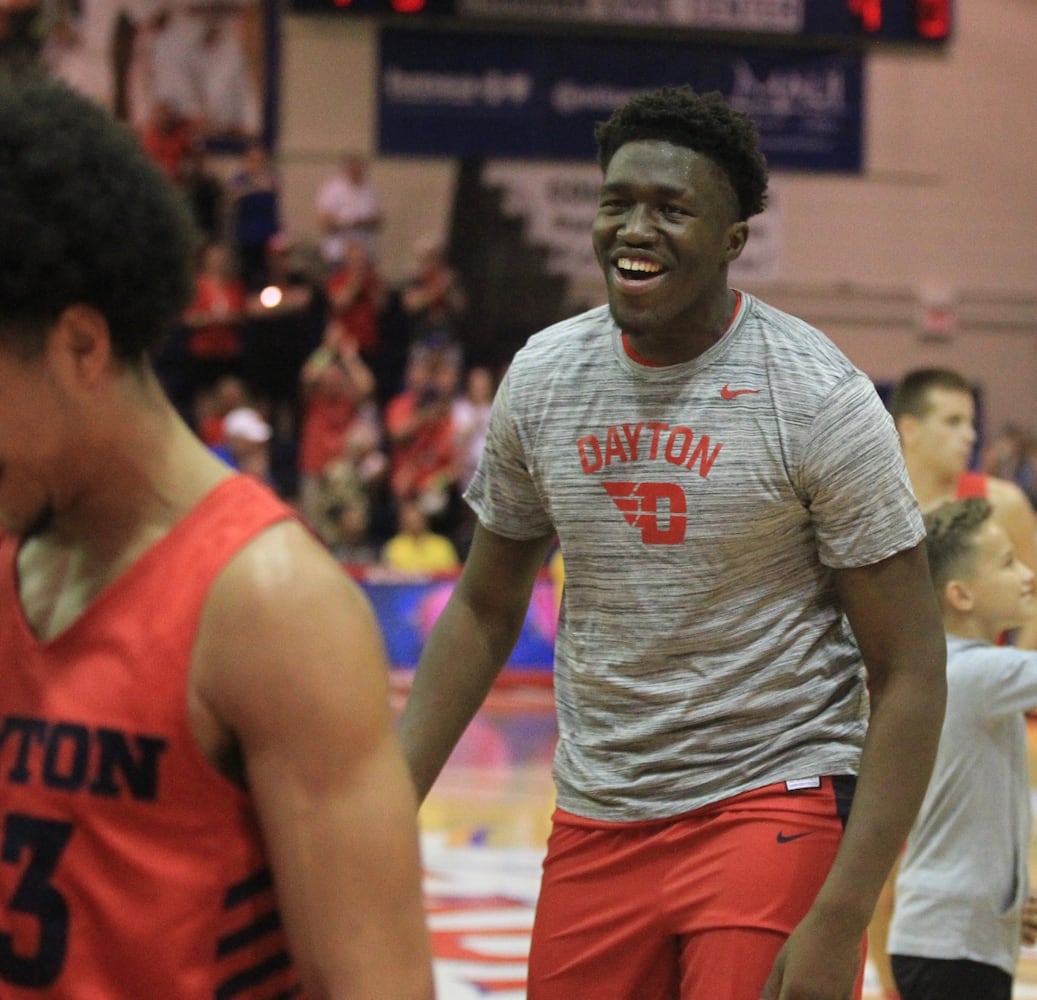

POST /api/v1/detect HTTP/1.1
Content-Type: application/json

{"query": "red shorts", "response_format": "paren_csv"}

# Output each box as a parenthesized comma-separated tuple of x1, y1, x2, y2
(528, 776, 864, 1000)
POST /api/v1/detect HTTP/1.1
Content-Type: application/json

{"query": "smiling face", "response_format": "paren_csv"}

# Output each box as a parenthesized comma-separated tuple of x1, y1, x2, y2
(591, 139, 747, 359)
(958, 517, 1037, 638)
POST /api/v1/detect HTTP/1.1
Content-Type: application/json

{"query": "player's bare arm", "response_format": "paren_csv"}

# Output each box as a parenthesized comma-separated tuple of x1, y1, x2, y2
(399, 523, 555, 803)
(191, 520, 435, 1000)
(763, 542, 946, 1000)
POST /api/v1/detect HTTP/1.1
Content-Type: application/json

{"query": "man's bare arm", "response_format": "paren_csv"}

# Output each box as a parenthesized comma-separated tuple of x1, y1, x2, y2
(763, 542, 946, 999)
(398, 523, 555, 802)
(195, 521, 435, 1000)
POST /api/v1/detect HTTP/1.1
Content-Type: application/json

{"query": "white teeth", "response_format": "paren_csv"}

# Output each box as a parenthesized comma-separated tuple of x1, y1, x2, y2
(617, 258, 662, 274)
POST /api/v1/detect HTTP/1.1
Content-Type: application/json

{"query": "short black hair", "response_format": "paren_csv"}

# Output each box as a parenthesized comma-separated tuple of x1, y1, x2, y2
(889, 368, 974, 425)
(594, 86, 769, 222)
(923, 497, 993, 594)
(0, 74, 198, 361)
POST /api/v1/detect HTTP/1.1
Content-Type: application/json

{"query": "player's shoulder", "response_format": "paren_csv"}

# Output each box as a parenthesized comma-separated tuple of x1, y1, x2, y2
(742, 294, 860, 383)
(987, 474, 1036, 516)
(512, 304, 613, 366)
(213, 519, 370, 630)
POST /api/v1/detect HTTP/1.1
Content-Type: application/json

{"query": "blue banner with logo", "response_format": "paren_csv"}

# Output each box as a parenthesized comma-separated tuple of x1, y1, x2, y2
(378, 27, 863, 171)
(358, 575, 558, 671)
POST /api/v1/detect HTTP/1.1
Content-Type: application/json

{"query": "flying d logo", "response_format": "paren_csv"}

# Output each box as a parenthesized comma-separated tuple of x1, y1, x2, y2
(602, 482, 688, 545)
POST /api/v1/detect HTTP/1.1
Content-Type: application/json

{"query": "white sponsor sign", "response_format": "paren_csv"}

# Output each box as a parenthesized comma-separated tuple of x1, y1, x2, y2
(457, 0, 804, 32)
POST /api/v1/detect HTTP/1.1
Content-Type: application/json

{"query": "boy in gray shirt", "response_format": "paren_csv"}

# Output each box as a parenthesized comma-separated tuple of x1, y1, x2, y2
(890, 497, 1037, 999)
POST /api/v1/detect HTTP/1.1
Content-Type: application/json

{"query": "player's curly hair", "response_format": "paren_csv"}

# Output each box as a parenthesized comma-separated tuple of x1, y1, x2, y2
(0, 73, 199, 362)
(594, 86, 769, 222)
(923, 497, 993, 594)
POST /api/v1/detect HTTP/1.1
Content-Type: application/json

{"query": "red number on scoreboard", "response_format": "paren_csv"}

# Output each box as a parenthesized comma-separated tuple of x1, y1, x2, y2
(847, 0, 882, 33)
(916, 0, 950, 39)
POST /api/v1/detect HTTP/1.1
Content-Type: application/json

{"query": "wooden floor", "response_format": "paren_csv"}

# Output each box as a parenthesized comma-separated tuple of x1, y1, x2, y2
(411, 682, 1037, 999)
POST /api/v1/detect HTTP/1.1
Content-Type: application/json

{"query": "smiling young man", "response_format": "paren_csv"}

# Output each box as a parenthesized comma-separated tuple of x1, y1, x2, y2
(0, 76, 433, 999)
(399, 86, 946, 1000)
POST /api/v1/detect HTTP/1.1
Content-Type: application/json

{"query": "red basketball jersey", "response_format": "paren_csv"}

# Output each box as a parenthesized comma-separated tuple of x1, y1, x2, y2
(955, 470, 989, 499)
(0, 476, 305, 998)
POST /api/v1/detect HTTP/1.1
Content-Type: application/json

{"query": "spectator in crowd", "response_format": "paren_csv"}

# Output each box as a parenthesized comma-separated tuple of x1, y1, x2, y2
(981, 422, 1037, 508)
(325, 238, 387, 369)
(193, 372, 251, 446)
(381, 497, 460, 577)
(181, 240, 246, 382)
(310, 415, 389, 549)
(140, 97, 195, 182)
(228, 138, 281, 290)
(211, 404, 272, 483)
(148, 0, 262, 141)
(241, 232, 325, 458)
(384, 343, 460, 527)
(241, 232, 326, 499)
(178, 138, 226, 245)
(452, 364, 495, 493)
(316, 150, 383, 271)
(329, 497, 381, 568)
(297, 323, 377, 530)
(888, 498, 1037, 1000)
(181, 239, 247, 415)
(400, 233, 467, 352)
(450, 363, 496, 557)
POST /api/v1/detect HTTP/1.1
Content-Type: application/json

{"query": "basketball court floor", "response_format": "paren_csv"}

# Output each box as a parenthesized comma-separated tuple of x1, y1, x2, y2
(405, 680, 1037, 999)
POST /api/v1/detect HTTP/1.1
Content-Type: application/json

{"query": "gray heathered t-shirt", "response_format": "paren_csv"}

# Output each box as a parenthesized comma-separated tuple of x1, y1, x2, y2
(889, 635, 1037, 976)
(465, 294, 924, 821)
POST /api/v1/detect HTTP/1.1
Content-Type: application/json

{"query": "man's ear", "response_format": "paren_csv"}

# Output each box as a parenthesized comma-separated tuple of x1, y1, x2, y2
(48, 305, 113, 387)
(945, 578, 974, 614)
(896, 414, 918, 448)
(724, 221, 749, 264)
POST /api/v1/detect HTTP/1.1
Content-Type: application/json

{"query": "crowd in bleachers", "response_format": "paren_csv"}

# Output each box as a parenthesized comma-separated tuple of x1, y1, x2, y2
(148, 137, 497, 573)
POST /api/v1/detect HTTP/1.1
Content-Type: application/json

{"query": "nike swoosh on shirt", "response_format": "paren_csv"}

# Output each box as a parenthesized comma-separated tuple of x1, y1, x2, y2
(776, 831, 813, 844)
(720, 385, 762, 399)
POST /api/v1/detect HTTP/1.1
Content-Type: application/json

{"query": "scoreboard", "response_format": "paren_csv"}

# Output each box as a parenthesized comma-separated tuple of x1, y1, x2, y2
(291, 0, 953, 46)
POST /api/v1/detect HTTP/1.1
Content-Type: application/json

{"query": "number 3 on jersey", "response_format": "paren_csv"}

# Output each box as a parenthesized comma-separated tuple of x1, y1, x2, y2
(0, 813, 73, 988)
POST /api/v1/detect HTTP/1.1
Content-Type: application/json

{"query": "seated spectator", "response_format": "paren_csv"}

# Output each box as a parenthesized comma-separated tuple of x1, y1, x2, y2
(297, 324, 376, 530)
(452, 364, 495, 494)
(193, 373, 251, 447)
(325, 239, 387, 367)
(140, 98, 195, 183)
(328, 498, 380, 568)
(243, 233, 324, 417)
(210, 405, 272, 483)
(384, 343, 460, 524)
(316, 150, 383, 271)
(399, 234, 467, 352)
(381, 498, 460, 576)
(450, 363, 496, 557)
(181, 240, 247, 413)
(309, 415, 389, 548)
(228, 139, 281, 290)
(178, 139, 226, 245)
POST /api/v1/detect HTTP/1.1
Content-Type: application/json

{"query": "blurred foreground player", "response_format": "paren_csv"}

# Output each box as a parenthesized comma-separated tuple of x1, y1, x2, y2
(0, 76, 434, 999)
(398, 86, 946, 1000)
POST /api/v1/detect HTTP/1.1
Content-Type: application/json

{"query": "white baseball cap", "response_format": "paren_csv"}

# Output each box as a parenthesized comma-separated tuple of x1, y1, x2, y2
(223, 407, 272, 443)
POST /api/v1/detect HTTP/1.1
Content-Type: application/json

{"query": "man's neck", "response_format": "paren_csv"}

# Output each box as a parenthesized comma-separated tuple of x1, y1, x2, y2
(905, 455, 960, 512)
